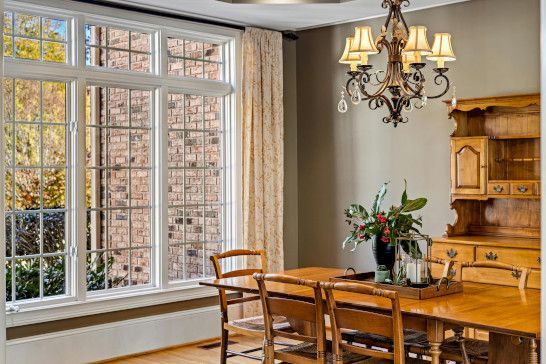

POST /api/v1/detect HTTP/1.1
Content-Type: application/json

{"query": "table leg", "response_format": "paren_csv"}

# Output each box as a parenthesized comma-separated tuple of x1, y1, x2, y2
(529, 338, 538, 364)
(427, 319, 444, 364)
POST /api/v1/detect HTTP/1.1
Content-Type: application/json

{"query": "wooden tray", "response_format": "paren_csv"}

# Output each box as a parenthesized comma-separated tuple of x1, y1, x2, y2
(330, 272, 463, 300)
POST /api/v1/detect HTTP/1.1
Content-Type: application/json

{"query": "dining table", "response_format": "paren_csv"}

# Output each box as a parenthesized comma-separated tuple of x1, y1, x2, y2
(200, 266, 540, 364)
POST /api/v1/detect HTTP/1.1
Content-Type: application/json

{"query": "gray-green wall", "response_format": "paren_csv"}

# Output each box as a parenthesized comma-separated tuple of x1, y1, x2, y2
(289, 0, 539, 271)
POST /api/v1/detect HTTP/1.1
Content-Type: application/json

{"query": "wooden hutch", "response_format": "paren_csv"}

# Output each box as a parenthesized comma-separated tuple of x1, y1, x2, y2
(432, 94, 541, 337)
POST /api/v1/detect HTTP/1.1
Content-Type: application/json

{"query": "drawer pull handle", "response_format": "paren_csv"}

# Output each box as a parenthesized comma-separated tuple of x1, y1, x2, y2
(512, 270, 521, 279)
(485, 251, 498, 261)
(493, 185, 504, 193)
(517, 185, 528, 193)
(446, 249, 458, 258)
(538, 256, 541, 264)
(448, 268, 457, 278)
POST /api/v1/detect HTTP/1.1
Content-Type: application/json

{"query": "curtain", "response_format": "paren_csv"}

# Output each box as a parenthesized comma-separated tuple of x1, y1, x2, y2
(242, 27, 284, 274)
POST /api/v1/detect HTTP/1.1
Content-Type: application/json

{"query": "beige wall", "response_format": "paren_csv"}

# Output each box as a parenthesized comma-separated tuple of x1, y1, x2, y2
(294, 0, 540, 270)
(284, 38, 299, 269)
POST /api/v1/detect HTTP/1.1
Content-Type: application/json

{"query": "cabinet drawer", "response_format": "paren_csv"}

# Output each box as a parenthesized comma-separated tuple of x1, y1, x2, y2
(432, 243, 474, 262)
(431, 243, 474, 280)
(535, 182, 541, 195)
(487, 182, 509, 195)
(476, 247, 541, 269)
(510, 182, 534, 196)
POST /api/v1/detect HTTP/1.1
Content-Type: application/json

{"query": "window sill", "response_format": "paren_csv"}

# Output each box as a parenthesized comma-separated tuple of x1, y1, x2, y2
(6, 281, 219, 328)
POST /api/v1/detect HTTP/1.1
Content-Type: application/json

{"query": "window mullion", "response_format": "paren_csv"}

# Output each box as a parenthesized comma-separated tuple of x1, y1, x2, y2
(74, 78, 88, 302)
(157, 86, 168, 289)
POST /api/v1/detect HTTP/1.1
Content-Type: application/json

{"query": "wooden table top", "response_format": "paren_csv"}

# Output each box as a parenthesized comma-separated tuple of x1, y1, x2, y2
(200, 267, 541, 338)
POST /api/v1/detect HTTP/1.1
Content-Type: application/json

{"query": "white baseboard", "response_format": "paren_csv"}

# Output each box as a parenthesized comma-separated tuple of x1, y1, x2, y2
(6, 306, 221, 364)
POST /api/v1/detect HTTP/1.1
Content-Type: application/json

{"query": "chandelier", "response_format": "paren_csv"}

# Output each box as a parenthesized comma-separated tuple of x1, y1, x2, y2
(337, 0, 456, 127)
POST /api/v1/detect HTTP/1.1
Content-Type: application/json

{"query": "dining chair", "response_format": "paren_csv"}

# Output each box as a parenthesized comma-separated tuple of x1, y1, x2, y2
(322, 281, 427, 364)
(253, 273, 368, 363)
(437, 260, 532, 364)
(210, 249, 292, 363)
(341, 257, 455, 359)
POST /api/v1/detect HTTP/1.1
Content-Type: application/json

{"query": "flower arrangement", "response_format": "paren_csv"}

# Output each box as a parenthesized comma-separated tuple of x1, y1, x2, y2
(342, 181, 427, 256)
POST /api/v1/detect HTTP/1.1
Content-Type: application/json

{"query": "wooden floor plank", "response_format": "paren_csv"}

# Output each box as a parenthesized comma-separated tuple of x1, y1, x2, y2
(103, 336, 264, 364)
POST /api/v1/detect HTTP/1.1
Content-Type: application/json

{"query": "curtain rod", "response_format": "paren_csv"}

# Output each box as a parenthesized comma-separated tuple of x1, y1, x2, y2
(73, 0, 299, 39)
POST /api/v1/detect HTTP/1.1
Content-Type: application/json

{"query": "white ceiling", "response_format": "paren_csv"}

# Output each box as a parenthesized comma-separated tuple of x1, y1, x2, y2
(106, 0, 469, 31)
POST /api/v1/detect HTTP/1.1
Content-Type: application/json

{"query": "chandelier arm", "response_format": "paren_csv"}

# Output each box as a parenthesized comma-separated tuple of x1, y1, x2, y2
(358, 62, 394, 100)
(426, 72, 451, 99)
(395, 63, 422, 96)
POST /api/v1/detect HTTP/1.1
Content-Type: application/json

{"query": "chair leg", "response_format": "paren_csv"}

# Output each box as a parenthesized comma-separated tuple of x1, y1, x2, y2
(453, 327, 470, 364)
(262, 338, 274, 364)
(220, 328, 229, 364)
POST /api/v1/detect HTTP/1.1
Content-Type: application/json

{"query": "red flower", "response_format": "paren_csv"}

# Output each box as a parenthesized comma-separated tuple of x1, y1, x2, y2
(383, 227, 390, 235)
(377, 214, 387, 223)
(357, 233, 365, 240)
(380, 235, 390, 243)
(358, 224, 365, 231)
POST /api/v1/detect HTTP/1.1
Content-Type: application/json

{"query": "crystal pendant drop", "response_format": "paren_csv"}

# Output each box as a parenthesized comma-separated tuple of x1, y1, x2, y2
(337, 91, 348, 113)
(351, 87, 362, 105)
(451, 85, 457, 107)
(421, 91, 428, 107)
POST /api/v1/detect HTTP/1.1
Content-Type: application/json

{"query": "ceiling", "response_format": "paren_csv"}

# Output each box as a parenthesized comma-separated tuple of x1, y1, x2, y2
(105, 0, 469, 31)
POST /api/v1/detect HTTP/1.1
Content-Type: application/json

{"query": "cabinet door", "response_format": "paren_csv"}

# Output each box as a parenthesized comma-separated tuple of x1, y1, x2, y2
(451, 138, 487, 195)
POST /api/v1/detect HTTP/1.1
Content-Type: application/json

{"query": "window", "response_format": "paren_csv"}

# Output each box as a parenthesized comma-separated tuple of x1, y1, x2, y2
(2, 3, 238, 314)
(167, 93, 223, 281)
(4, 78, 70, 302)
(85, 24, 152, 72)
(167, 36, 223, 80)
(85, 86, 153, 292)
(4, 11, 68, 63)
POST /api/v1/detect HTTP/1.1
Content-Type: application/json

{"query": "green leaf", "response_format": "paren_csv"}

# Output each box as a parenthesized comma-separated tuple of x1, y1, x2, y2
(400, 198, 427, 213)
(372, 182, 388, 214)
(401, 179, 408, 205)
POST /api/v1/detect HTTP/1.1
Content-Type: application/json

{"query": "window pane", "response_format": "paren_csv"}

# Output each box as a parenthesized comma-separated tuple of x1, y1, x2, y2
(85, 24, 106, 46)
(43, 125, 66, 166)
(15, 169, 40, 210)
(167, 37, 184, 56)
(184, 59, 203, 78)
(108, 129, 129, 167)
(185, 131, 204, 168)
(42, 18, 66, 41)
(108, 250, 129, 288)
(108, 210, 129, 249)
(204, 62, 221, 80)
(131, 169, 150, 206)
(130, 248, 150, 286)
(4, 35, 12, 57)
(131, 209, 150, 247)
(204, 42, 222, 62)
(14, 124, 40, 166)
(185, 243, 203, 279)
(43, 168, 66, 209)
(43, 212, 65, 253)
(4, 12, 13, 35)
(43, 41, 66, 63)
(167, 93, 184, 129)
(42, 81, 66, 123)
(14, 212, 40, 256)
(185, 206, 204, 242)
(168, 169, 184, 205)
(15, 37, 40, 60)
(168, 245, 183, 281)
(108, 88, 129, 127)
(15, 258, 40, 300)
(15, 79, 40, 122)
(86, 210, 106, 250)
(4, 169, 13, 211)
(130, 52, 150, 73)
(43, 255, 66, 297)
(15, 14, 39, 37)
(4, 123, 13, 165)
(205, 242, 222, 277)
(87, 252, 106, 291)
(167, 57, 184, 77)
(107, 49, 129, 70)
(184, 40, 203, 59)
(205, 205, 221, 241)
(107, 28, 129, 49)
(205, 169, 222, 203)
(130, 89, 150, 128)
(168, 208, 184, 245)
(5, 214, 12, 257)
(130, 32, 150, 52)
(166, 37, 224, 80)
(5, 260, 12, 302)
(108, 169, 129, 208)
(4, 78, 14, 121)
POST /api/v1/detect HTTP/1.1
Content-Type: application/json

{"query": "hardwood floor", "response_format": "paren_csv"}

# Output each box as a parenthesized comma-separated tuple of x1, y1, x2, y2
(103, 336, 264, 364)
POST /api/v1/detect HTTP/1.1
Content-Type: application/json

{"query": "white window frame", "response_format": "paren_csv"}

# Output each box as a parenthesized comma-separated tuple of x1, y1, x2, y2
(3, 0, 242, 328)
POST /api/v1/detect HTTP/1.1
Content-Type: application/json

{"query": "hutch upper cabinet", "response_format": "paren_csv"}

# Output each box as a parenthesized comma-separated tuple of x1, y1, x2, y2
(433, 94, 541, 291)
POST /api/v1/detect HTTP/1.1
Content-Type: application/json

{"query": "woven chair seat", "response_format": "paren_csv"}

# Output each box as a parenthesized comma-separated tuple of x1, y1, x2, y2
(342, 329, 430, 349)
(278, 342, 369, 363)
(441, 337, 488, 359)
(229, 314, 291, 332)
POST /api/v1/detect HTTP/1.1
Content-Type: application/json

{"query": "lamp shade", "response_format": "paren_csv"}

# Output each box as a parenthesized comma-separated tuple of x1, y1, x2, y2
(427, 33, 456, 62)
(404, 26, 431, 55)
(350, 26, 378, 54)
(339, 37, 360, 71)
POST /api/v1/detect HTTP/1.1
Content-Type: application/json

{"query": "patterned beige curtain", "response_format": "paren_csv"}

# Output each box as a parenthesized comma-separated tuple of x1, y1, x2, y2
(242, 27, 284, 273)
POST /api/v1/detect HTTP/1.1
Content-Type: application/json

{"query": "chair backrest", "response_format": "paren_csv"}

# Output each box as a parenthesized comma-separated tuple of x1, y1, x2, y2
(253, 273, 327, 363)
(210, 249, 267, 279)
(460, 260, 530, 289)
(321, 281, 405, 364)
(210, 249, 267, 317)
